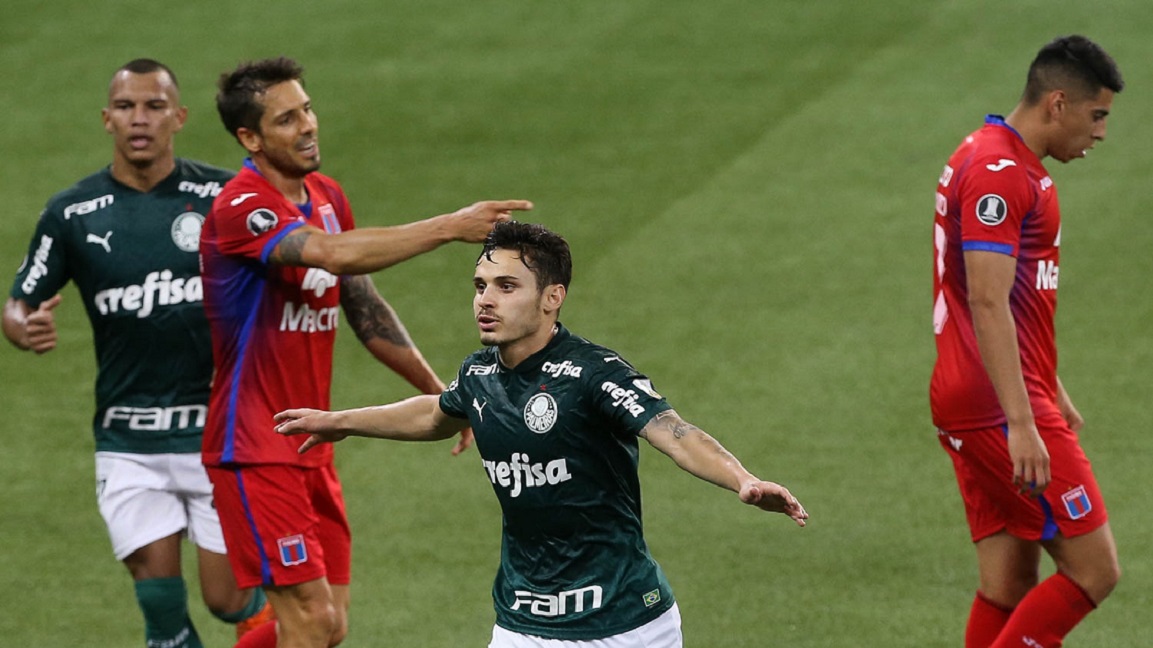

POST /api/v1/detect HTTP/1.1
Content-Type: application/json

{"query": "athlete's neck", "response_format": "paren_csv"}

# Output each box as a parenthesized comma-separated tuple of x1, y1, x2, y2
(249, 156, 309, 204)
(110, 156, 175, 193)
(497, 323, 559, 370)
(1004, 105, 1049, 161)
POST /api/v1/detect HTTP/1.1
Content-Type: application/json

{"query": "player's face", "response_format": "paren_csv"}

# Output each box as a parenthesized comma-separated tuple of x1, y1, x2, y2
(252, 80, 320, 177)
(1051, 87, 1114, 163)
(473, 249, 553, 350)
(102, 70, 186, 168)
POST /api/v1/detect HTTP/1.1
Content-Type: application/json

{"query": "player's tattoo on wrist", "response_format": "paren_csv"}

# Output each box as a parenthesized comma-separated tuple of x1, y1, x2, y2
(276, 230, 311, 265)
(341, 276, 411, 346)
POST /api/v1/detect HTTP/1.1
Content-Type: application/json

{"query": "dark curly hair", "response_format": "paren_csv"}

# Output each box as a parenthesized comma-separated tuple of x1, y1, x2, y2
(216, 56, 304, 139)
(479, 221, 572, 291)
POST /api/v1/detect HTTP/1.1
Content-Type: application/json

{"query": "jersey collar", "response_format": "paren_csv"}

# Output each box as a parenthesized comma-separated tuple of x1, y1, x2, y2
(497, 322, 570, 374)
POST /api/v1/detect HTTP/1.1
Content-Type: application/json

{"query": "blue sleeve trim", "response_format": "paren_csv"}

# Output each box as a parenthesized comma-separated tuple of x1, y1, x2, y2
(259, 220, 305, 264)
(962, 240, 1015, 255)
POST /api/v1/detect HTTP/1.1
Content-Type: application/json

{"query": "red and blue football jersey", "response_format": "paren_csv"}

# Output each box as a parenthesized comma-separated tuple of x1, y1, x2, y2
(930, 115, 1062, 430)
(200, 162, 354, 466)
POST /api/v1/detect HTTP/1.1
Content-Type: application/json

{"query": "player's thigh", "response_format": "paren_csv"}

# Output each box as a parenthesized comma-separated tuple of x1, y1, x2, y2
(309, 463, 351, 586)
(195, 545, 250, 612)
(938, 427, 1051, 541)
(169, 452, 228, 554)
(96, 451, 189, 561)
(122, 533, 184, 580)
(974, 531, 1042, 606)
(1036, 414, 1110, 538)
(207, 464, 331, 589)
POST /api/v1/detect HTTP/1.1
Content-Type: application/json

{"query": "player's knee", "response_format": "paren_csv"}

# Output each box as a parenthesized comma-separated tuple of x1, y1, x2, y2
(1065, 555, 1121, 604)
(1094, 558, 1121, 599)
(298, 599, 339, 643)
(323, 602, 348, 646)
(207, 586, 266, 623)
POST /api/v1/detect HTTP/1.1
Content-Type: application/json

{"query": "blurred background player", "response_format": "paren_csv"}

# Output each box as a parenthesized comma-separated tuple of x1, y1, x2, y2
(274, 221, 808, 648)
(2, 59, 271, 647)
(200, 56, 532, 647)
(929, 35, 1124, 647)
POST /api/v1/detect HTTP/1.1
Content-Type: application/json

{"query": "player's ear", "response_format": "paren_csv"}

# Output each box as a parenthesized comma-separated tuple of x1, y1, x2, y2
(237, 127, 262, 155)
(543, 284, 566, 314)
(1046, 89, 1068, 122)
(174, 105, 188, 132)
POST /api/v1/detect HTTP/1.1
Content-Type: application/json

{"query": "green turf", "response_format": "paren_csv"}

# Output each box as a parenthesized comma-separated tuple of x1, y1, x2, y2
(2, 1, 1151, 646)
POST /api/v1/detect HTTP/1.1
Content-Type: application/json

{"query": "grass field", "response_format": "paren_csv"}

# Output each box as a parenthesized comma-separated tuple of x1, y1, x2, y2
(2, 1, 1151, 646)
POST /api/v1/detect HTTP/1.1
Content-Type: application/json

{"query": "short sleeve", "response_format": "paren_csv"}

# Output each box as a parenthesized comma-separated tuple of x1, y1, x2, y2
(9, 207, 70, 306)
(587, 355, 672, 436)
(210, 193, 305, 265)
(958, 157, 1033, 257)
(438, 364, 469, 419)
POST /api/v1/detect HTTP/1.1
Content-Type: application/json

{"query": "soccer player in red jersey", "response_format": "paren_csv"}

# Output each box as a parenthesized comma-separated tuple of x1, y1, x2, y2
(200, 57, 530, 647)
(930, 36, 1123, 647)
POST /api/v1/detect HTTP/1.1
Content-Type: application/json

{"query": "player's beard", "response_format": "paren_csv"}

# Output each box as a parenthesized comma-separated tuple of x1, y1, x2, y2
(265, 139, 321, 178)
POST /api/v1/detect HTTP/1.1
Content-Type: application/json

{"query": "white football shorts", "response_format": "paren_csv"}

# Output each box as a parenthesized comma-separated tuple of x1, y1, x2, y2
(488, 603, 682, 648)
(95, 451, 226, 559)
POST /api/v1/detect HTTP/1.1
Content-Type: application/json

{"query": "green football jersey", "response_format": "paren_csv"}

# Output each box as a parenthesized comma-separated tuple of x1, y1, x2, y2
(440, 324, 676, 640)
(9, 159, 233, 454)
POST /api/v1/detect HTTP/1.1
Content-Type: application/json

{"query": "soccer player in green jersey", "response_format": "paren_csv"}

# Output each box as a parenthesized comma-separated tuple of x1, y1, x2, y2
(4, 59, 272, 647)
(274, 221, 808, 647)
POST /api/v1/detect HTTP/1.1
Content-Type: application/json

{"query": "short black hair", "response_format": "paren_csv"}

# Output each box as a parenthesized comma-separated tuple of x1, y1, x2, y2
(111, 59, 179, 93)
(216, 56, 304, 139)
(1023, 35, 1124, 105)
(479, 221, 572, 291)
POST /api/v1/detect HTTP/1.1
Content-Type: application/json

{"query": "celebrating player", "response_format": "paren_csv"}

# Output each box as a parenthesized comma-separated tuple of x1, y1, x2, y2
(199, 56, 531, 647)
(929, 35, 1123, 647)
(3, 59, 271, 647)
(274, 221, 807, 647)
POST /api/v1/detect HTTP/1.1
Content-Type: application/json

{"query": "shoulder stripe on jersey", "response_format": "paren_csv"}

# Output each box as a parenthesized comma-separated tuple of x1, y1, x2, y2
(962, 240, 1015, 255)
(259, 220, 306, 265)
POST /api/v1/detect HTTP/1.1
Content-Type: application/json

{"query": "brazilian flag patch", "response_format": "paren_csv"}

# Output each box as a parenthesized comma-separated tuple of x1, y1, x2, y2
(642, 589, 661, 607)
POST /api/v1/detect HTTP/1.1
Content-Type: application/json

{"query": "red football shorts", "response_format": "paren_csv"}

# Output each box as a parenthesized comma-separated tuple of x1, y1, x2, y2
(207, 462, 351, 588)
(938, 413, 1108, 543)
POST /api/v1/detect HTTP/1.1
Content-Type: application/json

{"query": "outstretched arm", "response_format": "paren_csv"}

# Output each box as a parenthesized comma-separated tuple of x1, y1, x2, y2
(270, 200, 532, 275)
(340, 275, 473, 454)
(274, 394, 468, 454)
(640, 409, 807, 526)
(3, 295, 63, 354)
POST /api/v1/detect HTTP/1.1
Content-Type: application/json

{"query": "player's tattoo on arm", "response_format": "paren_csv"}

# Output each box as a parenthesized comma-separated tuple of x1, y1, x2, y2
(273, 229, 312, 265)
(652, 409, 701, 439)
(650, 410, 736, 462)
(341, 275, 412, 346)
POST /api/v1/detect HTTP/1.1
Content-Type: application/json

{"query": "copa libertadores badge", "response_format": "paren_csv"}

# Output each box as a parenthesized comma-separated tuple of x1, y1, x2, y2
(171, 212, 204, 252)
(524, 393, 558, 433)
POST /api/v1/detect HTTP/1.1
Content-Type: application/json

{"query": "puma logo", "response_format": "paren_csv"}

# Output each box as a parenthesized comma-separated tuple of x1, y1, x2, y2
(86, 231, 113, 253)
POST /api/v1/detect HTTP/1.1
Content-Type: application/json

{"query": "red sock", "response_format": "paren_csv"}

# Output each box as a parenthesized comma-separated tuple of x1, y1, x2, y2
(967, 591, 1013, 648)
(234, 620, 276, 648)
(991, 572, 1096, 648)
